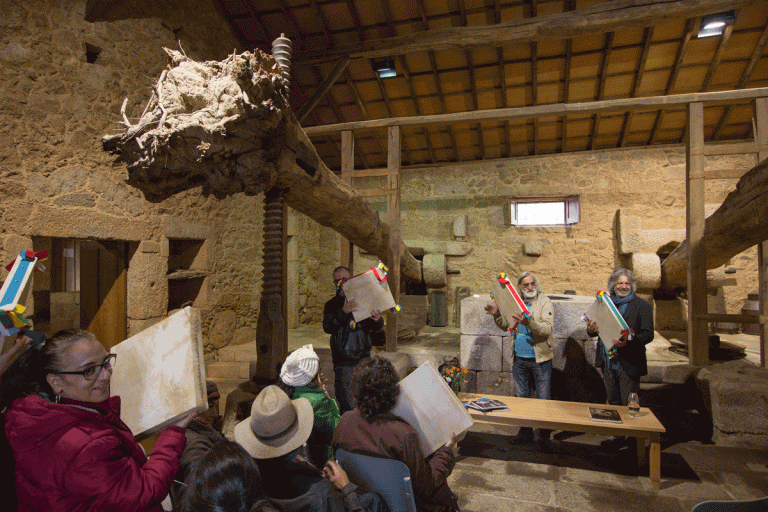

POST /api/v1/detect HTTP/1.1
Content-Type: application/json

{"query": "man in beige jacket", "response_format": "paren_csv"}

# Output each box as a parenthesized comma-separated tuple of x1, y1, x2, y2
(485, 271, 555, 445)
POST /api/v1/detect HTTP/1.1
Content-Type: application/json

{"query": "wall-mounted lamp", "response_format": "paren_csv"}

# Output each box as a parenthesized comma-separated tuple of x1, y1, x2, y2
(373, 58, 397, 78)
(698, 10, 735, 38)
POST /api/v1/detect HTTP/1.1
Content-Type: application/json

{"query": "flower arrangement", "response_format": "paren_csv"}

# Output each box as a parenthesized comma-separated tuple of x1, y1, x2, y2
(442, 365, 468, 394)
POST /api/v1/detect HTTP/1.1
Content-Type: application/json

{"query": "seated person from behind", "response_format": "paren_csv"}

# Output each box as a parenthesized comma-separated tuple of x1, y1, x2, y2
(171, 380, 224, 507)
(333, 357, 460, 512)
(178, 437, 278, 512)
(278, 344, 340, 468)
(234, 385, 381, 512)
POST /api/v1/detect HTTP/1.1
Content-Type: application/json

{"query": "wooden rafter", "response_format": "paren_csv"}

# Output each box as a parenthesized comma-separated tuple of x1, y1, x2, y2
(308, 0, 333, 48)
(459, 0, 483, 160)
(273, 0, 305, 47)
(297, 58, 349, 122)
(373, 73, 415, 166)
(648, 17, 698, 145)
(590, 32, 614, 150)
(712, 23, 768, 140)
(397, 56, 438, 163)
(619, 26, 653, 147)
(294, 0, 758, 62)
(304, 87, 768, 134)
(530, 0, 539, 156)
(700, 23, 734, 92)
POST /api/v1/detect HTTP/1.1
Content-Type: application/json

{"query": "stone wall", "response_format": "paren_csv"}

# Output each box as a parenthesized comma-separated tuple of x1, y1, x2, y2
(333, 147, 758, 328)
(1, 0, 268, 354)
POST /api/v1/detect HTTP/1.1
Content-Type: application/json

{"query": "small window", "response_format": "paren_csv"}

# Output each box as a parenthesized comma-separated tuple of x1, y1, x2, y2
(509, 196, 579, 226)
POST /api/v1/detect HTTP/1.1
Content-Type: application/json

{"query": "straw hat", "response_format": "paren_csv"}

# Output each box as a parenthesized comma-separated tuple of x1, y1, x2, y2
(280, 344, 320, 387)
(234, 385, 313, 459)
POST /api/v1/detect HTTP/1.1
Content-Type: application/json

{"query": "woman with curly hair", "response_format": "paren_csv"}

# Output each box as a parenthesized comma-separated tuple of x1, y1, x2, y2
(333, 357, 460, 512)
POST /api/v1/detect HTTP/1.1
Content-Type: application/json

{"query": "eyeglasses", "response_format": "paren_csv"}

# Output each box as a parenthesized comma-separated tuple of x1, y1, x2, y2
(52, 354, 117, 381)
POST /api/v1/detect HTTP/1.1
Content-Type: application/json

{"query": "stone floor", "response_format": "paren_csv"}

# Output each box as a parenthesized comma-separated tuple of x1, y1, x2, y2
(208, 326, 768, 512)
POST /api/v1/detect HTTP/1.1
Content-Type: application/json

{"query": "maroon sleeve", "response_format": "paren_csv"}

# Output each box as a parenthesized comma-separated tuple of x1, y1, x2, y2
(64, 427, 186, 511)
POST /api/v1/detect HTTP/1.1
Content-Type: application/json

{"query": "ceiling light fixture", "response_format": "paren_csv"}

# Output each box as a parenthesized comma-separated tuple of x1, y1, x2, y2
(373, 59, 397, 78)
(698, 10, 735, 38)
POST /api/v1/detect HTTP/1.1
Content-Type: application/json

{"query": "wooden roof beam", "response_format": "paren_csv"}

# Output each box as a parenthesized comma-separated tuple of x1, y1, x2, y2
(297, 57, 350, 122)
(397, 56, 438, 163)
(712, 23, 768, 140)
(590, 32, 614, 151)
(304, 87, 768, 135)
(295, 0, 759, 62)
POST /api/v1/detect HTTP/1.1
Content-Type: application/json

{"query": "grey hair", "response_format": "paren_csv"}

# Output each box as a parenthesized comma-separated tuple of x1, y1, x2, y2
(607, 268, 637, 294)
(517, 271, 542, 295)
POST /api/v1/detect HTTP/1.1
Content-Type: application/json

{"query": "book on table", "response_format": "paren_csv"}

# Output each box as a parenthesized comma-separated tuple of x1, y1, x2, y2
(465, 398, 510, 412)
(589, 407, 623, 423)
(583, 291, 633, 350)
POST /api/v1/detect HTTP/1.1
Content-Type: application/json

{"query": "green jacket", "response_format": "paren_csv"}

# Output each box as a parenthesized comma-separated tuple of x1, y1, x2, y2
(293, 385, 341, 466)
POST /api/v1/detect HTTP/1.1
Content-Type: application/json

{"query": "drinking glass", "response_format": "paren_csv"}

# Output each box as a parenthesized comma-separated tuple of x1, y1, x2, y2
(628, 392, 640, 417)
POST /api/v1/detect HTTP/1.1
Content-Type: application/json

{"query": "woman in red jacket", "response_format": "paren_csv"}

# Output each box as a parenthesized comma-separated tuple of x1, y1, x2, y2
(0, 329, 192, 512)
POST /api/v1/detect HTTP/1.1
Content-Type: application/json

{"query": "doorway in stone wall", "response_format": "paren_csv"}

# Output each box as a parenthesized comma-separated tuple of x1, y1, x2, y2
(33, 238, 130, 350)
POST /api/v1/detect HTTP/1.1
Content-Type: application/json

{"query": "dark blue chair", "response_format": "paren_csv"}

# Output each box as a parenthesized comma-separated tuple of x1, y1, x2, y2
(335, 448, 417, 512)
(691, 496, 768, 512)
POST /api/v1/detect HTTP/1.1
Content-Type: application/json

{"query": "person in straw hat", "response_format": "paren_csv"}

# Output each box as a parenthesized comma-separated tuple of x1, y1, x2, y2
(235, 385, 382, 512)
(279, 344, 340, 467)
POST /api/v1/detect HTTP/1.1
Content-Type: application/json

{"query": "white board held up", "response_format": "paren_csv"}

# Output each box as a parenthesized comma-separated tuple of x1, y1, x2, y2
(390, 361, 474, 457)
(110, 306, 207, 441)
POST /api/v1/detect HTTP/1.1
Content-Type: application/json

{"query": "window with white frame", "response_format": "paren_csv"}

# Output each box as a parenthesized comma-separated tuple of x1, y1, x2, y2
(509, 196, 579, 226)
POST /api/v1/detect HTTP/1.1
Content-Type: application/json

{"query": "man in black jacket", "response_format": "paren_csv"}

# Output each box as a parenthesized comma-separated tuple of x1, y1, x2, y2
(323, 266, 383, 413)
(586, 268, 654, 450)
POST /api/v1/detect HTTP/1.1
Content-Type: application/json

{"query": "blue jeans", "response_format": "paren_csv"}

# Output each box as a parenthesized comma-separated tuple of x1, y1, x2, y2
(513, 357, 552, 400)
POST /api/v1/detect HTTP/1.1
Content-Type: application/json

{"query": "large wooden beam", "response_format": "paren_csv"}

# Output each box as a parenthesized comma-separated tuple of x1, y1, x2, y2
(386, 126, 401, 352)
(661, 157, 768, 289)
(755, 97, 768, 367)
(304, 87, 768, 135)
(296, 0, 758, 62)
(686, 102, 709, 366)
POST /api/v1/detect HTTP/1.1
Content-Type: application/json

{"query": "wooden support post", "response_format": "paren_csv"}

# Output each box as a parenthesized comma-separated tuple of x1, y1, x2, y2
(686, 102, 709, 366)
(340, 131, 354, 270)
(385, 126, 401, 352)
(754, 97, 768, 367)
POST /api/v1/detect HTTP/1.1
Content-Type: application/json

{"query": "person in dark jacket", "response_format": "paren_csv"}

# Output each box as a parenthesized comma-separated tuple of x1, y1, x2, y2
(333, 357, 460, 512)
(234, 385, 381, 512)
(586, 268, 654, 450)
(323, 266, 384, 414)
(0, 329, 192, 512)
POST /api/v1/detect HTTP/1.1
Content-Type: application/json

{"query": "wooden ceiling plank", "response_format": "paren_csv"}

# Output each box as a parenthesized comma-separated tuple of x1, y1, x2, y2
(619, 26, 653, 147)
(590, 31, 614, 150)
(700, 23, 734, 91)
(459, 0, 483, 160)
(295, 0, 758, 62)
(649, 17, 697, 145)
(344, 69, 370, 119)
(397, 55, 438, 163)
(297, 57, 350, 122)
(304, 86, 768, 134)
(494, 0, 512, 158)
(308, 0, 334, 47)
(530, 0, 538, 156)
(373, 73, 415, 166)
(712, 23, 768, 140)
(274, 0, 306, 46)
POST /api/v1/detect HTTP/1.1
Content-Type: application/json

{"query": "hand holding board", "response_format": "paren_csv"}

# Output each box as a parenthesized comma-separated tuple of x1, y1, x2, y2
(491, 273, 531, 331)
(583, 291, 633, 350)
(341, 265, 397, 322)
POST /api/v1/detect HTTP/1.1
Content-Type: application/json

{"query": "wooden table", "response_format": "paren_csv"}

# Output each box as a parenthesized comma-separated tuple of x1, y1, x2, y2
(460, 393, 666, 490)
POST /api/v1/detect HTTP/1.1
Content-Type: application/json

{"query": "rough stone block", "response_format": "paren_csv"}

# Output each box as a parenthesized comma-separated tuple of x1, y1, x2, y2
(460, 295, 507, 336)
(207, 309, 237, 349)
(523, 240, 543, 257)
(662, 363, 699, 385)
(423, 253, 447, 287)
(375, 351, 413, 380)
(630, 252, 661, 289)
(139, 240, 161, 253)
(550, 294, 592, 340)
(163, 215, 211, 239)
(476, 371, 513, 396)
(127, 251, 168, 320)
(402, 240, 471, 257)
(460, 334, 502, 371)
(452, 214, 468, 238)
(696, 360, 768, 448)
(502, 335, 513, 372)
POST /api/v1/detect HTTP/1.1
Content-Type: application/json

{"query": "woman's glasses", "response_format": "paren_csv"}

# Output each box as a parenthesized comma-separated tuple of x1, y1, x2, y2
(53, 354, 117, 381)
